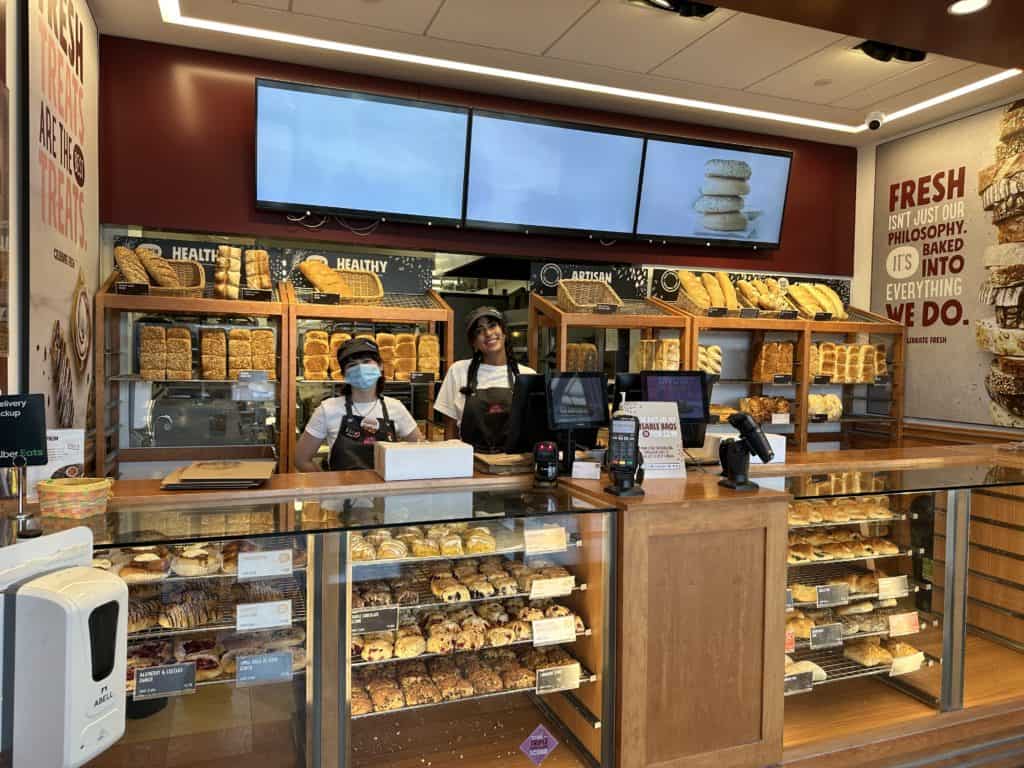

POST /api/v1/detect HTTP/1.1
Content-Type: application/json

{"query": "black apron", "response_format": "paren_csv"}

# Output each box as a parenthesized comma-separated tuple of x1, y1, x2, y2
(327, 398, 397, 471)
(460, 368, 514, 454)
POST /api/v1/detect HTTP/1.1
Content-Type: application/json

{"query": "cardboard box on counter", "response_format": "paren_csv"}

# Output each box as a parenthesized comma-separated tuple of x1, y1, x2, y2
(374, 440, 474, 482)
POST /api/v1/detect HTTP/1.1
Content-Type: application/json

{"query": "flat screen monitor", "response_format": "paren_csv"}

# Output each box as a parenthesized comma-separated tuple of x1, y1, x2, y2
(505, 374, 601, 454)
(616, 371, 714, 449)
(466, 113, 644, 236)
(547, 373, 609, 432)
(641, 371, 709, 424)
(255, 79, 469, 223)
(636, 138, 792, 247)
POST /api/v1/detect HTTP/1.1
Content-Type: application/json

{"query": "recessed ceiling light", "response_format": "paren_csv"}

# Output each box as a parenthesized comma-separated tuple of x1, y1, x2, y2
(948, 0, 991, 15)
(158, 0, 1020, 135)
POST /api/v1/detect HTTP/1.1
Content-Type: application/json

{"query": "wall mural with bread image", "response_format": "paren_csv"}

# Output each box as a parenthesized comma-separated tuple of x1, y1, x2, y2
(872, 98, 1024, 427)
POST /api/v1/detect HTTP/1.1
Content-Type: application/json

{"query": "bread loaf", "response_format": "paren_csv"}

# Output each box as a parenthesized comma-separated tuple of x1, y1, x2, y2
(654, 339, 680, 370)
(375, 333, 396, 348)
(395, 358, 416, 374)
(114, 246, 150, 284)
(638, 339, 657, 371)
(303, 355, 330, 374)
(679, 270, 710, 308)
(252, 330, 275, 356)
(716, 272, 739, 310)
(395, 342, 416, 358)
(201, 355, 227, 380)
(137, 249, 181, 287)
(566, 343, 581, 372)
(300, 260, 349, 295)
(304, 338, 329, 356)
(200, 329, 226, 355)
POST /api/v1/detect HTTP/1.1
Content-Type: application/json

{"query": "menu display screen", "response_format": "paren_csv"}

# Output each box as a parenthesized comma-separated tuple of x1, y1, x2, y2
(466, 113, 644, 235)
(637, 139, 792, 246)
(255, 80, 468, 222)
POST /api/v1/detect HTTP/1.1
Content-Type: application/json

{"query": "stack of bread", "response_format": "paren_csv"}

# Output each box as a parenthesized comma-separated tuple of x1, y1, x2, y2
(303, 330, 330, 381)
(244, 250, 273, 290)
(807, 393, 843, 421)
(228, 329, 253, 380)
(394, 333, 417, 381)
(977, 102, 1024, 427)
(139, 326, 167, 381)
(736, 277, 788, 311)
(566, 343, 599, 372)
(215, 246, 242, 300)
(752, 341, 794, 382)
(200, 329, 227, 380)
(251, 329, 275, 380)
(697, 344, 722, 375)
(677, 270, 739, 311)
(697, 159, 751, 232)
(165, 328, 193, 380)
(809, 343, 886, 383)
(372, 332, 395, 380)
(786, 282, 847, 319)
(637, 338, 680, 371)
(329, 332, 351, 381)
(739, 396, 790, 423)
(418, 334, 441, 377)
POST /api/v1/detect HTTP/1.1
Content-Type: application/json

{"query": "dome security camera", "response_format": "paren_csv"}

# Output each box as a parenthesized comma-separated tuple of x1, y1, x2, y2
(867, 111, 886, 131)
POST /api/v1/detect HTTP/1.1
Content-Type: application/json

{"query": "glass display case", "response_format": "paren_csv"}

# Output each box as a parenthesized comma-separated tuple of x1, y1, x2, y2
(764, 461, 1024, 750)
(50, 484, 615, 768)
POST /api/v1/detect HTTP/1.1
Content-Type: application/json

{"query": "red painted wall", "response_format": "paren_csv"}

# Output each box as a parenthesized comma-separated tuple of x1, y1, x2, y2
(99, 36, 856, 276)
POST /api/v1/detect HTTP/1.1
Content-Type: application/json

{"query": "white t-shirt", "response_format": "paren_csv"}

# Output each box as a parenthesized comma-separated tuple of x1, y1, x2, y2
(434, 359, 536, 424)
(304, 396, 419, 448)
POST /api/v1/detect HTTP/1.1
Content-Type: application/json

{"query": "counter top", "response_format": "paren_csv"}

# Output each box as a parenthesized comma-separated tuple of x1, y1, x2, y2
(752, 443, 1020, 474)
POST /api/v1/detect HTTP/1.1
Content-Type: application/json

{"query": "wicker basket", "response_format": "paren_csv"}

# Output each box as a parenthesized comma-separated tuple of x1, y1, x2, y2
(37, 477, 113, 519)
(148, 260, 205, 298)
(556, 280, 623, 313)
(337, 269, 384, 305)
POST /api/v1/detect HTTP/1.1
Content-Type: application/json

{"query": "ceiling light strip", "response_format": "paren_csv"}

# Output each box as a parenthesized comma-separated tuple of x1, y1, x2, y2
(160, 0, 1020, 135)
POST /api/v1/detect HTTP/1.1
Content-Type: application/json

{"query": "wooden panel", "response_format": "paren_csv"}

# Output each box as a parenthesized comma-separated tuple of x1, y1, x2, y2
(937, 586, 1024, 645)
(646, 528, 765, 761)
(618, 496, 786, 768)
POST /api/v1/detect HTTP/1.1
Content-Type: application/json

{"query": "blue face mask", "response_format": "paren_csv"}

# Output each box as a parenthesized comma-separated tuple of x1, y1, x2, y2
(345, 362, 382, 390)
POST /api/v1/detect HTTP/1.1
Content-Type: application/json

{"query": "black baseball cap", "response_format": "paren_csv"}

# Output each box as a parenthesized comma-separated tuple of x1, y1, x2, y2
(465, 306, 505, 340)
(337, 338, 382, 368)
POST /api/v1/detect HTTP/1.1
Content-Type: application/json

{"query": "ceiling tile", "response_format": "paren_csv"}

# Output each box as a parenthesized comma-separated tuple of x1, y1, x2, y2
(427, 0, 598, 55)
(291, 0, 445, 35)
(863, 62, 1010, 115)
(653, 13, 844, 89)
(831, 55, 976, 110)
(236, 0, 291, 9)
(546, 2, 735, 73)
(747, 36, 936, 105)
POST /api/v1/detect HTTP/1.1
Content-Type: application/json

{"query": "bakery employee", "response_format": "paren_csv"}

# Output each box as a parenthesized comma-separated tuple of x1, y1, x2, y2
(296, 338, 421, 472)
(435, 307, 536, 452)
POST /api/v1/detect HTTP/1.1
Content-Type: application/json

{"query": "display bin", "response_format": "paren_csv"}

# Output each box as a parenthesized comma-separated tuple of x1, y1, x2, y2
(50, 480, 616, 768)
(94, 273, 293, 477)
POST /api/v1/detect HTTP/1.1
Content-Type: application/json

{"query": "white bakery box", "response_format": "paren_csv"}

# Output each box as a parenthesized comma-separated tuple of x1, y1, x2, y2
(374, 440, 474, 482)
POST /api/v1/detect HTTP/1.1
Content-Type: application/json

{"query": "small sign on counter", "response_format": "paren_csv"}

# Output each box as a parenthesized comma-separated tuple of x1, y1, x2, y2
(134, 662, 196, 700)
(706, 306, 728, 317)
(809, 623, 843, 650)
(536, 662, 581, 695)
(530, 576, 576, 600)
(239, 287, 273, 302)
(812, 375, 832, 385)
(524, 525, 568, 555)
(888, 612, 921, 638)
(236, 652, 293, 686)
(532, 615, 577, 647)
(877, 575, 910, 600)
(739, 307, 760, 319)
(816, 583, 849, 608)
(890, 652, 925, 677)
(237, 549, 293, 581)
(236, 600, 292, 632)
(351, 607, 400, 634)
(812, 312, 833, 321)
(784, 670, 814, 695)
(771, 413, 791, 425)
(772, 374, 793, 385)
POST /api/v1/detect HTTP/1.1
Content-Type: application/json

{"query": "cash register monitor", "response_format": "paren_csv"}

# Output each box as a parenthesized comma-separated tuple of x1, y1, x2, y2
(546, 372, 609, 432)
(504, 373, 602, 454)
(614, 371, 712, 448)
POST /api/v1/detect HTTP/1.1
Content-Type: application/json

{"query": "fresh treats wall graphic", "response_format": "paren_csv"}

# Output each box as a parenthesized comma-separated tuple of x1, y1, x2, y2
(28, 0, 99, 429)
(871, 99, 1024, 427)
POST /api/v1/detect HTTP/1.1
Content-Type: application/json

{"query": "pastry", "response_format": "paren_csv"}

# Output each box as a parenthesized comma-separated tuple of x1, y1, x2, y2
(220, 540, 258, 574)
(468, 668, 503, 694)
(787, 660, 827, 682)
(128, 599, 161, 633)
(137, 248, 180, 287)
(395, 635, 427, 659)
(507, 620, 533, 641)
(426, 633, 455, 654)
(158, 600, 215, 630)
(170, 546, 222, 577)
(787, 544, 814, 564)
(502, 666, 536, 690)
(844, 638, 894, 667)
(120, 551, 171, 583)
(361, 638, 394, 662)
(440, 535, 464, 557)
(173, 636, 223, 682)
(440, 583, 470, 603)
(454, 628, 486, 651)
(377, 539, 409, 560)
(465, 532, 497, 555)
(790, 584, 817, 603)
(786, 616, 814, 640)
(884, 640, 921, 658)
(114, 246, 150, 284)
(487, 627, 516, 647)
(370, 686, 405, 712)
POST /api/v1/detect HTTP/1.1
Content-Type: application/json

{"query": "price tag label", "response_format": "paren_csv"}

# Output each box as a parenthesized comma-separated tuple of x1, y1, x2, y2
(739, 307, 760, 319)
(810, 474, 830, 485)
(816, 583, 849, 608)
(874, 375, 891, 385)
(772, 374, 793, 385)
(350, 607, 400, 634)
(785, 589, 794, 613)
(536, 662, 581, 694)
(877, 575, 910, 600)
(236, 600, 292, 632)
(115, 282, 150, 295)
(594, 303, 618, 314)
(811, 413, 829, 423)
(530, 575, 576, 600)
(525, 526, 568, 555)
(237, 549, 293, 580)
(232, 381, 275, 402)
(706, 306, 727, 317)
(813, 375, 832, 385)
(307, 291, 340, 305)
(771, 412, 791, 425)
(134, 662, 196, 700)
(888, 612, 921, 638)
(784, 671, 813, 695)
(409, 372, 436, 384)
(813, 312, 833, 321)
(809, 623, 843, 649)
(237, 370, 269, 384)
(778, 310, 798, 320)
(785, 630, 795, 653)
(239, 287, 273, 302)
(890, 652, 925, 677)
(236, 652, 293, 686)
(532, 615, 577, 647)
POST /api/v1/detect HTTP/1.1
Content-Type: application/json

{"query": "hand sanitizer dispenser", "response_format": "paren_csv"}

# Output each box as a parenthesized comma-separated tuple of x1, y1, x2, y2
(8, 565, 128, 768)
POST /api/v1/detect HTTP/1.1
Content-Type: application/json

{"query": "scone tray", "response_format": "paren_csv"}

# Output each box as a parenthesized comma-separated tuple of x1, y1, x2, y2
(788, 513, 908, 530)
(788, 548, 919, 568)
(788, 563, 926, 609)
(350, 658, 597, 721)
(350, 528, 575, 569)
(791, 609, 934, 651)
(785, 647, 938, 695)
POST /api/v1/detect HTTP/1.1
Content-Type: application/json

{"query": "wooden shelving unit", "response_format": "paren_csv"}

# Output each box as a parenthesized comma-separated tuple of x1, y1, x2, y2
(283, 283, 454, 470)
(527, 293, 691, 372)
(93, 273, 294, 477)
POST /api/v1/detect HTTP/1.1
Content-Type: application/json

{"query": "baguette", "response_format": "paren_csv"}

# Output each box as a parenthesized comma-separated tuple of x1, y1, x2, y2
(137, 249, 181, 287)
(701, 273, 726, 307)
(716, 272, 739, 310)
(679, 270, 710, 308)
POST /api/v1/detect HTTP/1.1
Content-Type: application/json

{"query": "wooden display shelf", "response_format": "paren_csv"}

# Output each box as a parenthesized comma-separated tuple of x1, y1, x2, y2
(93, 273, 294, 478)
(527, 293, 691, 373)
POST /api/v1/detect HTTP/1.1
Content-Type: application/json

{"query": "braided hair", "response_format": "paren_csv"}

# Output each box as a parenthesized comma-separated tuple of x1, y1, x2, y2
(460, 322, 521, 397)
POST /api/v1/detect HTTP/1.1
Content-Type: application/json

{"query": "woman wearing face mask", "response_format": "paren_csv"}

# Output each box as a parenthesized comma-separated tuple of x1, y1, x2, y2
(434, 307, 536, 453)
(296, 338, 421, 472)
